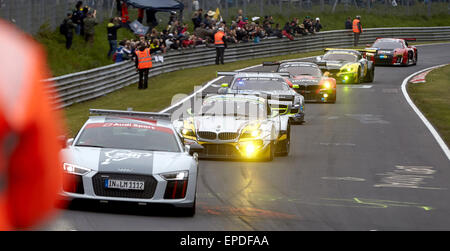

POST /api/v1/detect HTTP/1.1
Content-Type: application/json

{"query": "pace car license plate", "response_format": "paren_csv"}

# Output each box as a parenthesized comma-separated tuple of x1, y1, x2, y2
(105, 179, 145, 190)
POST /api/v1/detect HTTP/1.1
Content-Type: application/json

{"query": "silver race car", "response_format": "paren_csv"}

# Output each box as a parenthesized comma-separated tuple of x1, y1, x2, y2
(173, 94, 291, 161)
(217, 72, 305, 124)
(61, 109, 203, 216)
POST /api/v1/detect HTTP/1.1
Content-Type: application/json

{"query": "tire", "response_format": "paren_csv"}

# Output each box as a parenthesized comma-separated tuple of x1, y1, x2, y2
(263, 142, 275, 162)
(180, 199, 196, 217)
(354, 68, 361, 84)
(413, 53, 418, 66)
(277, 125, 291, 157)
(365, 66, 374, 83)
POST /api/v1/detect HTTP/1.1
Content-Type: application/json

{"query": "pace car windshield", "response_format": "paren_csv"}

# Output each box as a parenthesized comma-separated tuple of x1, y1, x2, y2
(323, 53, 357, 62)
(231, 77, 290, 91)
(75, 122, 180, 152)
(279, 64, 322, 77)
(373, 40, 404, 50)
(199, 99, 267, 118)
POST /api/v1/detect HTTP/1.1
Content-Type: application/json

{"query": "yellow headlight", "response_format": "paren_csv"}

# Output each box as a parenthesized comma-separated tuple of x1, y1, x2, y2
(245, 143, 257, 156)
(323, 81, 331, 89)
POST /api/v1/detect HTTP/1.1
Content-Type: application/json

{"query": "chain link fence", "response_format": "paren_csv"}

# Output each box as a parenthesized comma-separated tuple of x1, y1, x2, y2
(179, 0, 450, 18)
(0, 0, 115, 35)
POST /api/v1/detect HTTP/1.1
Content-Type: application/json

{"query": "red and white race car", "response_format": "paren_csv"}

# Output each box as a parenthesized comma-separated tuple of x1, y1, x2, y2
(365, 38, 418, 66)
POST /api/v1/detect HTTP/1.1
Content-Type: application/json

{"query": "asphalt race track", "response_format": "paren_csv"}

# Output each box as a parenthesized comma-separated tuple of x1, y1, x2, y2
(48, 43, 450, 231)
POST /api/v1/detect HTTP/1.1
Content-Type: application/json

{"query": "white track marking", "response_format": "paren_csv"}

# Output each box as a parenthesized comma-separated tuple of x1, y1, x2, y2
(401, 64, 450, 161)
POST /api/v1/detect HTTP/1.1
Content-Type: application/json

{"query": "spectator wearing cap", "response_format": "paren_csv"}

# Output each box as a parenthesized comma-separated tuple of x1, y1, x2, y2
(107, 17, 122, 58)
(64, 12, 77, 49)
(313, 18, 323, 33)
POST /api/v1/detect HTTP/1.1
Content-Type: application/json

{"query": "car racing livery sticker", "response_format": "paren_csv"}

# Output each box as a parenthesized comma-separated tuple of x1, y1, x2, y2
(85, 122, 174, 134)
(99, 149, 154, 175)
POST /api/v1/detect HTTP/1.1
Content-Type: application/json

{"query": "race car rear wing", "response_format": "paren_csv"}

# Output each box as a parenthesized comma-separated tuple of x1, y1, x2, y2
(376, 37, 417, 41)
(324, 48, 378, 54)
(198, 93, 295, 103)
(217, 71, 290, 78)
(90, 109, 171, 120)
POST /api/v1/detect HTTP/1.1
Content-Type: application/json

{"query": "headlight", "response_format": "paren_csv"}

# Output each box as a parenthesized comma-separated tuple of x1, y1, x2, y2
(241, 129, 262, 139)
(182, 128, 196, 137)
(161, 171, 189, 181)
(343, 65, 357, 73)
(63, 163, 91, 176)
(323, 81, 331, 89)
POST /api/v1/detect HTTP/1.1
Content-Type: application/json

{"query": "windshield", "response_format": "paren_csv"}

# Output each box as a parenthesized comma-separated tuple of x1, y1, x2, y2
(199, 99, 267, 118)
(231, 77, 290, 91)
(279, 64, 322, 77)
(323, 53, 357, 62)
(373, 40, 404, 50)
(75, 122, 180, 152)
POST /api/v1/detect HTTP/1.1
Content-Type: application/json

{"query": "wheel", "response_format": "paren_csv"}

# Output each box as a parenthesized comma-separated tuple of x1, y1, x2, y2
(354, 68, 361, 84)
(180, 199, 196, 217)
(277, 125, 291, 156)
(365, 66, 374, 83)
(413, 53, 418, 65)
(263, 142, 275, 162)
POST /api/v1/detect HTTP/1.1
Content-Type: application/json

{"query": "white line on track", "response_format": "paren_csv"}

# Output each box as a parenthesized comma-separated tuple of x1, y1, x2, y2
(401, 64, 450, 161)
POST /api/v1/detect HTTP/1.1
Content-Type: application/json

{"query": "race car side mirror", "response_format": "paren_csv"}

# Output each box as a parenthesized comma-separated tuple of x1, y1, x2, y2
(292, 85, 300, 89)
(187, 108, 193, 116)
(315, 56, 322, 62)
(188, 143, 204, 155)
(221, 83, 229, 88)
(218, 87, 228, 94)
(66, 138, 74, 148)
(271, 110, 280, 117)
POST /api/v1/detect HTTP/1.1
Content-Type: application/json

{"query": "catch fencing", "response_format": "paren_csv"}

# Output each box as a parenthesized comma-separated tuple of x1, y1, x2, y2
(42, 26, 450, 109)
(0, 0, 115, 35)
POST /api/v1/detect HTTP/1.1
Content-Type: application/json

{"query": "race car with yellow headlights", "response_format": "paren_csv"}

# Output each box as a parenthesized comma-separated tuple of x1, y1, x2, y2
(263, 61, 337, 103)
(365, 38, 417, 66)
(173, 94, 291, 161)
(315, 48, 375, 84)
(216, 72, 305, 124)
(60, 109, 203, 216)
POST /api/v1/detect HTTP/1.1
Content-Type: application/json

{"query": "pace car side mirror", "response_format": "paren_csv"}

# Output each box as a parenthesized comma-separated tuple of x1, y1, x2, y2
(66, 138, 75, 148)
(315, 56, 322, 62)
(187, 143, 204, 156)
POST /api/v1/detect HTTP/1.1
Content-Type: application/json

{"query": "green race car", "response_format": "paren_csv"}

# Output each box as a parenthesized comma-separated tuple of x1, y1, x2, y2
(315, 48, 376, 84)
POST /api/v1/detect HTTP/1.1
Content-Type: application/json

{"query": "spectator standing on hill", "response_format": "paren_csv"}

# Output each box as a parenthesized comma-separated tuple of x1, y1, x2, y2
(115, 40, 131, 63)
(63, 12, 77, 50)
(72, 1, 84, 35)
(345, 17, 352, 29)
(352, 15, 363, 46)
(84, 10, 98, 45)
(107, 17, 122, 58)
(135, 43, 153, 90)
(314, 18, 323, 33)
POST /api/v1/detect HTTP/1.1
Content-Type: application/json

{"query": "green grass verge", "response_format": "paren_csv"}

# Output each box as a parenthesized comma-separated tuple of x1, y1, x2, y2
(63, 50, 321, 137)
(408, 65, 450, 146)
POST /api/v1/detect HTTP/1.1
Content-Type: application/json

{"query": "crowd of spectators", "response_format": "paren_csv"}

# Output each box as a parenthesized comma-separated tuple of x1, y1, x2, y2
(104, 4, 325, 64)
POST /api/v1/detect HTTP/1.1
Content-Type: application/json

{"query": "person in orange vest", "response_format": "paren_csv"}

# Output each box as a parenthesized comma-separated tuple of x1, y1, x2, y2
(0, 20, 67, 230)
(134, 43, 153, 90)
(352, 15, 363, 47)
(214, 27, 227, 65)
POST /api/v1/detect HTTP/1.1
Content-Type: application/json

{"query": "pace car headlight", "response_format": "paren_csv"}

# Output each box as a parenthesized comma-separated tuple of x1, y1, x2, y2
(161, 171, 189, 181)
(63, 163, 91, 176)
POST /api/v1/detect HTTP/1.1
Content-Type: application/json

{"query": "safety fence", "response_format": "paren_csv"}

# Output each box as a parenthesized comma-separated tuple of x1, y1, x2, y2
(42, 26, 450, 109)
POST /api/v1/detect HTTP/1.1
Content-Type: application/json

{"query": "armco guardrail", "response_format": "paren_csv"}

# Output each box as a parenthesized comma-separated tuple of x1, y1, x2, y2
(42, 26, 450, 109)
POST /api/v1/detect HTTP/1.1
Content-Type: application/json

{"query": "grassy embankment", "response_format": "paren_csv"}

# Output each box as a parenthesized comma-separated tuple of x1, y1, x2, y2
(408, 65, 450, 146)
(36, 5, 450, 76)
